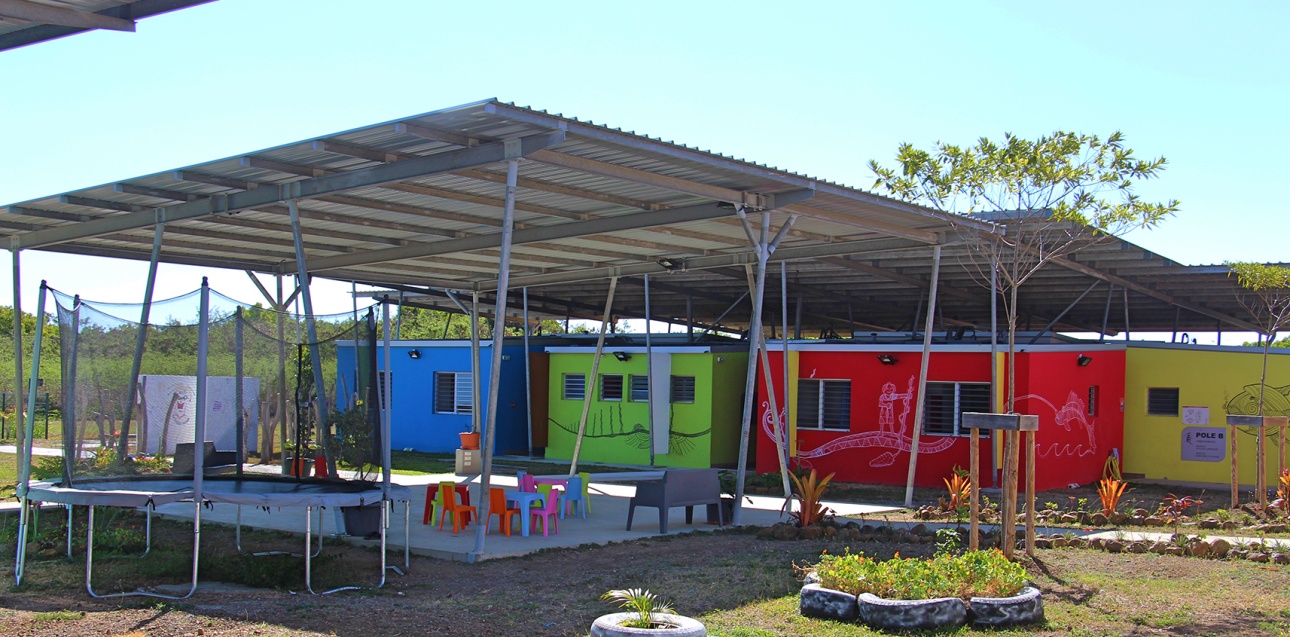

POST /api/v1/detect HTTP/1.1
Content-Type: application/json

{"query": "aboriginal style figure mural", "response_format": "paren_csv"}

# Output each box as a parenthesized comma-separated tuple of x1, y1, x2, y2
(755, 343, 1125, 491)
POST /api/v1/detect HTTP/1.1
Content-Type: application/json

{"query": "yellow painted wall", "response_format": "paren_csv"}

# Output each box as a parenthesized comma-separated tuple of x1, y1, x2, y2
(1124, 345, 1290, 485)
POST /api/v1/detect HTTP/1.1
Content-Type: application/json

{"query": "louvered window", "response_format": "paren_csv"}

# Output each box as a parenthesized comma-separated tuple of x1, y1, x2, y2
(922, 382, 991, 436)
(562, 374, 586, 400)
(433, 372, 472, 415)
(670, 376, 696, 404)
(1147, 387, 1180, 416)
(629, 375, 650, 402)
(600, 375, 624, 401)
(797, 379, 851, 430)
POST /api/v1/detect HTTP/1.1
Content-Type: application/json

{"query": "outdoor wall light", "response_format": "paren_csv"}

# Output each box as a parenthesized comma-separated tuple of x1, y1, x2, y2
(877, 354, 898, 366)
(612, 351, 632, 362)
(407, 349, 421, 360)
(657, 257, 683, 271)
(1077, 354, 1093, 367)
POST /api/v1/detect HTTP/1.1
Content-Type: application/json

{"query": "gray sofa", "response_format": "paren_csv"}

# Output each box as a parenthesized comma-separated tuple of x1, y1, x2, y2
(626, 468, 722, 533)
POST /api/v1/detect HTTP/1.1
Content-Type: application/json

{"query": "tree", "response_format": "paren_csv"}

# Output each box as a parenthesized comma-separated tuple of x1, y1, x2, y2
(1227, 262, 1290, 417)
(870, 131, 1179, 411)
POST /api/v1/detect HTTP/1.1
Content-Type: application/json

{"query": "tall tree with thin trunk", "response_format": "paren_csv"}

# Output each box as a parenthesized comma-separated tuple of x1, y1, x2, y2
(1227, 262, 1290, 417)
(870, 131, 1179, 411)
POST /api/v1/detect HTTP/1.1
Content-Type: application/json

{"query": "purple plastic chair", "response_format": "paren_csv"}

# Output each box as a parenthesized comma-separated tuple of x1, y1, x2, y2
(531, 487, 562, 536)
(520, 474, 537, 493)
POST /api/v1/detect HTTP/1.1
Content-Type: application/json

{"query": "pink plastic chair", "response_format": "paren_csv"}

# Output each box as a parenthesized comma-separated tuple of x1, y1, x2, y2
(520, 474, 537, 493)
(531, 487, 562, 537)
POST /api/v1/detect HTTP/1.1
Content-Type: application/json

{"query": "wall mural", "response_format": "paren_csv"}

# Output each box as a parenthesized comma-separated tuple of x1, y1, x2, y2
(763, 375, 956, 469)
(550, 403, 709, 456)
(1016, 391, 1096, 459)
(1226, 383, 1290, 417)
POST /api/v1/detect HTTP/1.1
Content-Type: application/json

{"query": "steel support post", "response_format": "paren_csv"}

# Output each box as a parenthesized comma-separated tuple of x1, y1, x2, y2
(569, 277, 618, 476)
(381, 300, 393, 499)
(474, 158, 519, 558)
(904, 245, 941, 507)
(10, 251, 23, 461)
(235, 307, 244, 476)
(288, 200, 333, 475)
(276, 274, 288, 471)
(13, 280, 45, 586)
(120, 224, 164, 459)
(522, 288, 534, 456)
(644, 273, 655, 466)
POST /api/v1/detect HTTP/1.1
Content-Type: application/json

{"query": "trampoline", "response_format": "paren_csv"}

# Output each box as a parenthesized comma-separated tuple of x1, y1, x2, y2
(22, 474, 412, 597)
(13, 279, 410, 598)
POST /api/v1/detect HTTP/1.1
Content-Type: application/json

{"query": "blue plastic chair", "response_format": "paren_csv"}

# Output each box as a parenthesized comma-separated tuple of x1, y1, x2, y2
(560, 476, 588, 520)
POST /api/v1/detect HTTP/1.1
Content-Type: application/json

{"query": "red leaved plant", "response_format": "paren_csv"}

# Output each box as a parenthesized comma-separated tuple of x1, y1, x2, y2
(785, 469, 836, 527)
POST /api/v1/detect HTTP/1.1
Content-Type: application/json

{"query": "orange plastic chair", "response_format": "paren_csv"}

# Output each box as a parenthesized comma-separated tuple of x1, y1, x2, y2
(531, 487, 562, 537)
(487, 487, 520, 536)
(438, 481, 476, 534)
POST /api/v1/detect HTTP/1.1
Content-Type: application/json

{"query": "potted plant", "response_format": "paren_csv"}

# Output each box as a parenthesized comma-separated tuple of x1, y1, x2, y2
(459, 423, 481, 450)
(328, 401, 383, 538)
(590, 588, 706, 637)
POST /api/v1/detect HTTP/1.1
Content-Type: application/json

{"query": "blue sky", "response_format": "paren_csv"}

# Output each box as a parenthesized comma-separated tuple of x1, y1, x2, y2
(1, 1, 1285, 328)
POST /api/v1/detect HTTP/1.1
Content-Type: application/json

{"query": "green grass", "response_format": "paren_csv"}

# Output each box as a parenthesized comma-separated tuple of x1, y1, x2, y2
(30, 610, 80, 622)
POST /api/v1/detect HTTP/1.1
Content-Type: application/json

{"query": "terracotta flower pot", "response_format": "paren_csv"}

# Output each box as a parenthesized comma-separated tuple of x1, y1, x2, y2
(459, 432, 481, 450)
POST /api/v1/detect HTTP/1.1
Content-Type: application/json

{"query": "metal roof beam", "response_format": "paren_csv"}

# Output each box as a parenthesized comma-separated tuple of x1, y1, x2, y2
(11, 131, 566, 251)
(496, 237, 930, 291)
(300, 201, 737, 274)
(1050, 255, 1261, 333)
(0, 0, 214, 52)
(0, 0, 135, 32)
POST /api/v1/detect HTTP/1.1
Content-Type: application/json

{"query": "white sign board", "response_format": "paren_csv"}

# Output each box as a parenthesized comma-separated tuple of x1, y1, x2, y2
(1182, 406, 1209, 425)
(1181, 426, 1225, 462)
(138, 375, 259, 455)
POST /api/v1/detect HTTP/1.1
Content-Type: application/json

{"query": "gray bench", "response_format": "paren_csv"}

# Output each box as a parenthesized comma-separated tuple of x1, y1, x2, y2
(626, 468, 722, 533)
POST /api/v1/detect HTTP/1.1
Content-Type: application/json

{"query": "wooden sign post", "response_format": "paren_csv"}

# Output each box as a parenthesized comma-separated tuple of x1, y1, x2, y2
(963, 413, 1039, 559)
(1226, 415, 1290, 508)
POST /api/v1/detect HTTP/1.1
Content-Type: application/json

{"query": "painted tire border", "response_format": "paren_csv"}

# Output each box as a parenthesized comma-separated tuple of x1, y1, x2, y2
(590, 612, 707, 637)
(857, 592, 968, 631)
(969, 585, 1045, 627)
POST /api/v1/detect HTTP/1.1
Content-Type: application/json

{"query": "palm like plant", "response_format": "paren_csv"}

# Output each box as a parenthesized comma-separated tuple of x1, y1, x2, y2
(601, 588, 674, 629)
(1097, 478, 1127, 517)
(786, 469, 836, 527)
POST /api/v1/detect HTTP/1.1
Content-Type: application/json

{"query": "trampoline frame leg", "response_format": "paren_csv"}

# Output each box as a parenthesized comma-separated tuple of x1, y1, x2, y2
(304, 499, 406, 595)
(85, 502, 199, 600)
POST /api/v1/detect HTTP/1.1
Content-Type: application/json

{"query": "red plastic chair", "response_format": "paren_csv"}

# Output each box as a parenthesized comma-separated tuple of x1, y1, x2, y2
(487, 487, 520, 536)
(531, 487, 562, 537)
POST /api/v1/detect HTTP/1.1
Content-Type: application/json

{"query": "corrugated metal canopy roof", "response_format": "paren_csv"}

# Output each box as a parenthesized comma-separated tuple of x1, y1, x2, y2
(0, 0, 214, 51)
(3, 98, 1278, 337)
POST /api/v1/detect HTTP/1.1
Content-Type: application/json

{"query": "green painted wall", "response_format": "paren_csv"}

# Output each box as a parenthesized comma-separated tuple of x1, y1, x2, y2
(544, 351, 747, 468)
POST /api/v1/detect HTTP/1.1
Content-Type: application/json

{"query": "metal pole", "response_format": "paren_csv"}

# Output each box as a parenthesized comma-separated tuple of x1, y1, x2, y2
(352, 281, 360, 405)
(990, 255, 1000, 487)
(686, 296, 694, 343)
(1099, 284, 1114, 341)
(522, 288, 534, 457)
(288, 200, 332, 475)
(1027, 280, 1100, 345)
(569, 277, 618, 476)
(473, 158, 519, 557)
(62, 296, 80, 485)
(381, 300, 393, 499)
(781, 262, 790, 466)
(120, 224, 164, 459)
(13, 280, 46, 585)
(11, 251, 24, 461)
(1122, 287, 1131, 341)
(277, 275, 288, 472)
(394, 291, 405, 340)
(644, 273, 655, 466)
(235, 307, 244, 476)
(904, 245, 942, 507)
(470, 292, 481, 437)
(1171, 306, 1181, 343)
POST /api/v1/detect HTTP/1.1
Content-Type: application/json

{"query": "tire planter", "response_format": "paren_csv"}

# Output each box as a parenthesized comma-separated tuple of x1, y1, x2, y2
(590, 613, 706, 637)
(856, 593, 967, 631)
(969, 586, 1044, 627)
(800, 583, 858, 621)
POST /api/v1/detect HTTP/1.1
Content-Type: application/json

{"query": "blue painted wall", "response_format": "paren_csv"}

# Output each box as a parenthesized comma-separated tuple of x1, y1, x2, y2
(336, 340, 534, 454)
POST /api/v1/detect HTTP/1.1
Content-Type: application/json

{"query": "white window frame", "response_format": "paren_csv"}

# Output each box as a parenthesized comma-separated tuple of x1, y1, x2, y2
(434, 371, 473, 415)
(562, 373, 586, 400)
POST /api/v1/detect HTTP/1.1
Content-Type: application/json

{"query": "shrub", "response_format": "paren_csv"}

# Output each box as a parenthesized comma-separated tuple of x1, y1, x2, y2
(813, 549, 1027, 601)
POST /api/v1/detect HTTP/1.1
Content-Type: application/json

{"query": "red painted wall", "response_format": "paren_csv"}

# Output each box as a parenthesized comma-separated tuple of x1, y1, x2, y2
(755, 347, 1125, 492)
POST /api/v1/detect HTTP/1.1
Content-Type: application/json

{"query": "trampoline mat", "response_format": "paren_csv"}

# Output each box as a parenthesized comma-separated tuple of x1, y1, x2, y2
(25, 475, 410, 509)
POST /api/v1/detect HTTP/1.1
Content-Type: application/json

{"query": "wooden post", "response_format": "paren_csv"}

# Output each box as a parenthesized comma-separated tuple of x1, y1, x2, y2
(1025, 429, 1036, 557)
(969, 428, 980, 550)
(1003, 430, 1019, 559)
(1259, 425, 1267, 509)
(1231, 421, 1239, 509)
